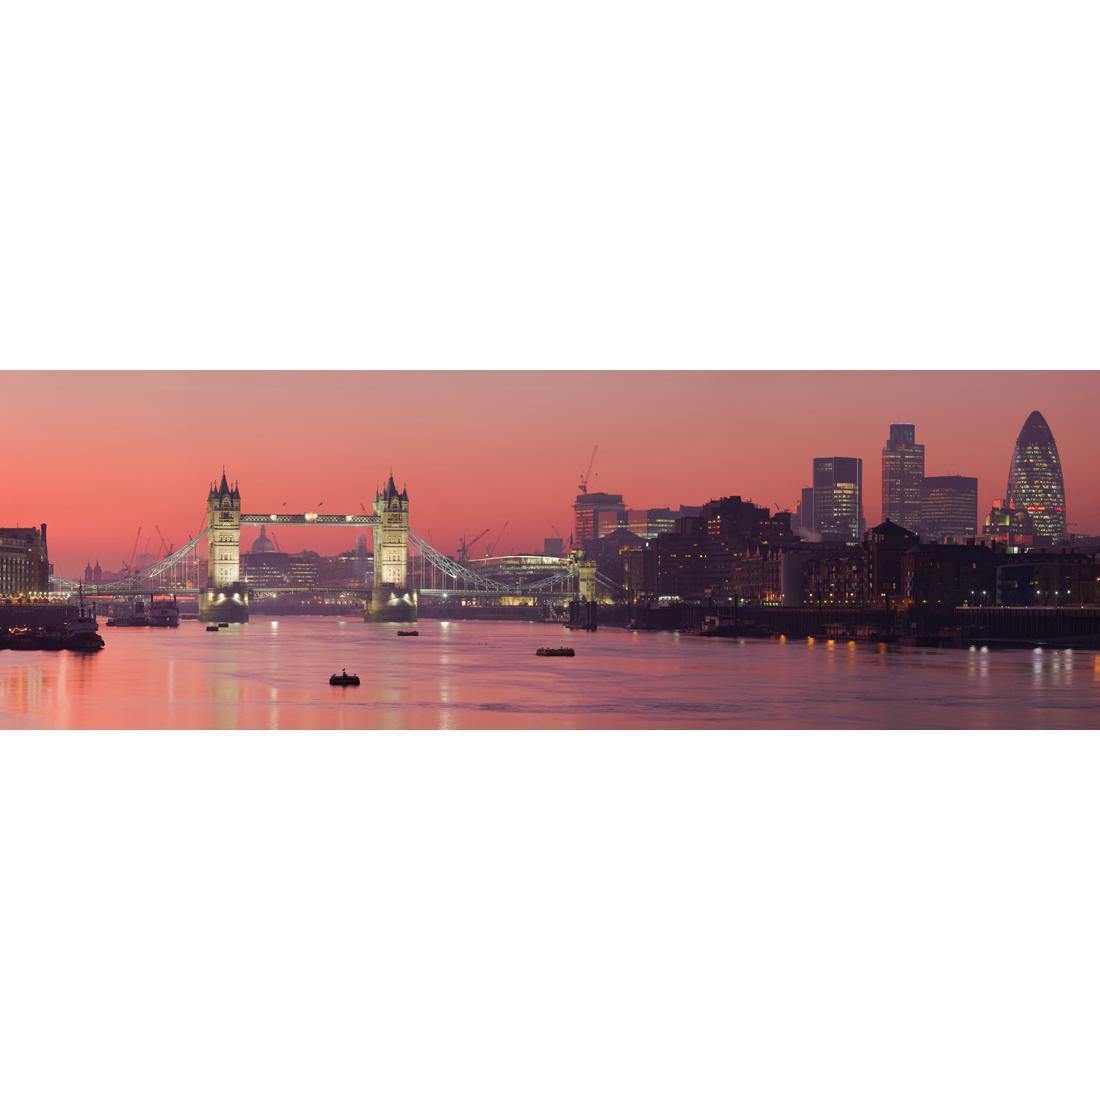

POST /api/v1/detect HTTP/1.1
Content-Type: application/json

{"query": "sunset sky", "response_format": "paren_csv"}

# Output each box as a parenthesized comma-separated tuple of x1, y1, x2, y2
(4, 369, 1097, 577)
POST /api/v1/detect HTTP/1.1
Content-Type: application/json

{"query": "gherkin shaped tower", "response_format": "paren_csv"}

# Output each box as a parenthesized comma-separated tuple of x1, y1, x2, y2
(1006, 411, 1066, 545)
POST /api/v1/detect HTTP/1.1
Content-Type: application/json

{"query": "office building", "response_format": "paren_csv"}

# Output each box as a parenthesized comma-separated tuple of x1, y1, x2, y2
(919, 475, 978, 542)
(881, 423, 925, 530)
(0, 524, 51, 596)
(1006, 410, 1067, 545)
(625, 508, 679, 539)
(573, 492, 627, 544)
(812, 457, 863, 544)
(795, 487, 814, 537)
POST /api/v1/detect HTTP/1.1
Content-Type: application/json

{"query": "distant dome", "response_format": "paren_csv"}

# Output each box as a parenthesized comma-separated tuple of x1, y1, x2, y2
(250, 525, 276, 554)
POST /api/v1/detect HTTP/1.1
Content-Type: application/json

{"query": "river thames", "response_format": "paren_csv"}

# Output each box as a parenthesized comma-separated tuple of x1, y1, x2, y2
(2, 616, 1099, 729)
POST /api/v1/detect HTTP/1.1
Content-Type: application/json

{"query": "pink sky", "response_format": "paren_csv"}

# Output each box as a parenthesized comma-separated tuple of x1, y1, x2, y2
(3, 370, 1097, 577)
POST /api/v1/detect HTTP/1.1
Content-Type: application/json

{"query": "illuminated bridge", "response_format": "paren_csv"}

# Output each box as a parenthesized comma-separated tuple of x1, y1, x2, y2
(52, 472, 623, 621)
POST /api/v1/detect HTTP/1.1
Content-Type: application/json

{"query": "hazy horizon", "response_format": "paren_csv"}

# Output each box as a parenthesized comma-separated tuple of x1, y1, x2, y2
(4, 369, 1097, 577)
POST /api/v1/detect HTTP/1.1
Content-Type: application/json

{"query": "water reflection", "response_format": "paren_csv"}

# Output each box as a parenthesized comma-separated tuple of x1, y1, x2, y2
(0, 619, 1097, 730)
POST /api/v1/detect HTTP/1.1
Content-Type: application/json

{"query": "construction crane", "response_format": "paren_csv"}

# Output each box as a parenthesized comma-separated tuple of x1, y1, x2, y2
(456, 528, 490, 562)
(122, 526, 142, 575)
(155, 525, 173, 556)
(578, 445, 599, 494)
(485, 520, 509, 557)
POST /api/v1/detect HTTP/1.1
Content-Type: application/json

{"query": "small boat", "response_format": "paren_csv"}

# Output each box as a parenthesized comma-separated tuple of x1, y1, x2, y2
(218, 622, 230, 629)
(330, 669, 361, 686)
(206, 625, 220, 632)
(536, 647, 575, 657)
(397, 630, 419, 637)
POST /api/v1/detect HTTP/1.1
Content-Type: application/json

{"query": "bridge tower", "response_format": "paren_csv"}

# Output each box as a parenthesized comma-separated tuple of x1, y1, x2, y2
(569, 549, 599, 630)
(367, 474, 417, 622)
(199, 470, 249, 623)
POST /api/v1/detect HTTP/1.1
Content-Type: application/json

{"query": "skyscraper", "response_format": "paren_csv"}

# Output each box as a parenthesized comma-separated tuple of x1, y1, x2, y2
(812, 457, 863, 544)
(1006, 411, 1067, 546)
(881, 423, 924, 531)
(919, 475, 978, 542)
(573, 492, 627, 544)
(794, 487, 814, 535)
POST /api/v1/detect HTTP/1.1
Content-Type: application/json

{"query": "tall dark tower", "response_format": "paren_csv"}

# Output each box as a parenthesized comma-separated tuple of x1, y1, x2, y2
(1006, 411, 1067, 546)
(881, 423, 924, 532)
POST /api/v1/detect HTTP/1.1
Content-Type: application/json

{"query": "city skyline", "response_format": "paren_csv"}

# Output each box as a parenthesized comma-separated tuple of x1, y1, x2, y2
(3, 370, 1099, 577)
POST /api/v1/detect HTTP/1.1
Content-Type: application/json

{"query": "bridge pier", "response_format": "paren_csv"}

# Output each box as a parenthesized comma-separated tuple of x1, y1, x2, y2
(199, 471, 250, 623)
(366, 474, 418, 623)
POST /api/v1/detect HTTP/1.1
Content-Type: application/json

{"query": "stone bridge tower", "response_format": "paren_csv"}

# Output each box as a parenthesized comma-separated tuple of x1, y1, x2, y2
(367, 474, 417, 622)
(199, 470, 249, 623)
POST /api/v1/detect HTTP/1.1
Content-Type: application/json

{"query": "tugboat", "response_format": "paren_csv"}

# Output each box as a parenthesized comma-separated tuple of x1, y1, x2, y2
(397, 630, 419, 637)
(329, 668, 361, 686)
(206, 624, 220, 632)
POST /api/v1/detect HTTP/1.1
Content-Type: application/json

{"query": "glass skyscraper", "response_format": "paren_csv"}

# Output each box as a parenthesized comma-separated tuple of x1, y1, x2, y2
(1006, 411, 1067, 546)
(812, 457, 863, 545)
(881, 423, 924, 532)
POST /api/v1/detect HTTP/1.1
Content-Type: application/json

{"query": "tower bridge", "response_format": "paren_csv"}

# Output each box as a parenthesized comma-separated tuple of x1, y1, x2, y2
(53, 471, 623, 620)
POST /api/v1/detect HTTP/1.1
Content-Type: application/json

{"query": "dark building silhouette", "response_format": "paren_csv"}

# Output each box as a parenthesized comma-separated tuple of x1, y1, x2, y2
(903, 542, 999, 607)
(919, 476, 978, 543)
(1006, 410, 1067, 546)
(996, 550, 1100, 606)
(581, 527, 645, 587)
(864, 519, 919, 607)
(631, 497, 797, 601)
(622, 541, 658, 598)
(813, 457, 863, 545)
(881, 424, 925, 531)
(803, 547, 866, 606)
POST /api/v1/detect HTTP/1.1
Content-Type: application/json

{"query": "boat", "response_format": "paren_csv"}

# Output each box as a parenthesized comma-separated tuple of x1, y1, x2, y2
(148, 598, 180, 627)
(217, 622, 230, 628)
(536, 647, 575, 657)
(65, 593, 106, 650)
(206, 625, 220, 632)
(106, 599, 150, 627)
(329, 669, 361, 686)
(397, 630, 419, 637)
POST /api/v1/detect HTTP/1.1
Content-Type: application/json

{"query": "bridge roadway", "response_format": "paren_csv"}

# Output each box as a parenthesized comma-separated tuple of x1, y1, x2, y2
(78, 586, 570, 600)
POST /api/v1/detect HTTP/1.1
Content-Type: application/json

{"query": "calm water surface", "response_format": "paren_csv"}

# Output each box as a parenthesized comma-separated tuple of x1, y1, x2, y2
(1, 617, 1099, 729)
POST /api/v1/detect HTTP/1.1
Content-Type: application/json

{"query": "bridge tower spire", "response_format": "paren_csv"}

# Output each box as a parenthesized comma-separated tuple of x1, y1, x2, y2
(199, 471, 249, 622)
(367, 473, 417, 622)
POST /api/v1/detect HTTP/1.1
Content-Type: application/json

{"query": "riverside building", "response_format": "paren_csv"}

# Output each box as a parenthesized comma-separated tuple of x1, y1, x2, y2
(0, 525, 51, 596)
